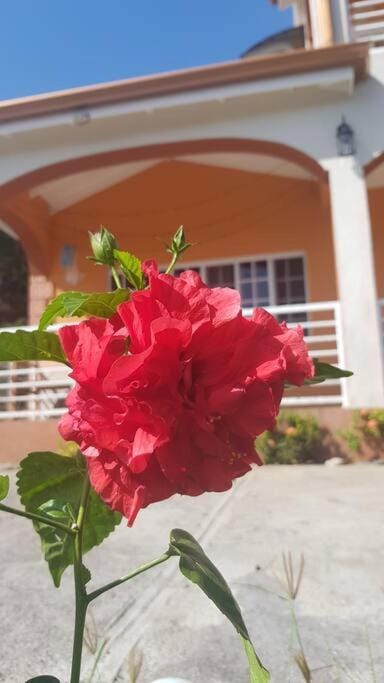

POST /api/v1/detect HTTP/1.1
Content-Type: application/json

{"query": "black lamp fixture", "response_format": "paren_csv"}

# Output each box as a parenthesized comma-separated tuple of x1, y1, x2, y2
(336, 116, 355, 156)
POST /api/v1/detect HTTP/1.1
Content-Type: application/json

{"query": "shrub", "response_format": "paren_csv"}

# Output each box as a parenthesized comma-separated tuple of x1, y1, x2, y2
(339, 409, 384, 459)
(257, 412, 321, 464)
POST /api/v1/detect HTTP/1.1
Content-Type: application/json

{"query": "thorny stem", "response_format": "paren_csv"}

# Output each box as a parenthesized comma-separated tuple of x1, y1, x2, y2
(0, 502, 75, 534)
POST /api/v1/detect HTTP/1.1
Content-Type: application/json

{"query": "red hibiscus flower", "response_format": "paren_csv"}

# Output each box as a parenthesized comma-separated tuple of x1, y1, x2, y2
(59, 267, 313, 525)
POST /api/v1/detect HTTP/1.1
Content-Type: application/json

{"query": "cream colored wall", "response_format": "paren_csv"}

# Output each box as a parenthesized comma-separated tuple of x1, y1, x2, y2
(48, 161, 338, 301)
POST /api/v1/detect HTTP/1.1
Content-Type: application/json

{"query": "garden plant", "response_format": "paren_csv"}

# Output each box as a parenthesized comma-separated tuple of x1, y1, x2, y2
(0, 227, 351, 682)
(257, 412, 321, 465)
(340, 408, 384, 459)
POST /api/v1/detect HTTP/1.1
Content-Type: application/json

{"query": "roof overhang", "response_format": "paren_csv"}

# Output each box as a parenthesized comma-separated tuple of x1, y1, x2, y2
(0, 43, 368, 131)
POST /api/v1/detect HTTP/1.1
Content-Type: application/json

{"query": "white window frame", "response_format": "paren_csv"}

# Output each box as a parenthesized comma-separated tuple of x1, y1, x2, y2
(169, 250, 309, 307)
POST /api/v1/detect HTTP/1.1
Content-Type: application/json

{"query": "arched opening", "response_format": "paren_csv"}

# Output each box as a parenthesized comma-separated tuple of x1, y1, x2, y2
(0, 224, 28, 326)
(0, 136, 335, 320)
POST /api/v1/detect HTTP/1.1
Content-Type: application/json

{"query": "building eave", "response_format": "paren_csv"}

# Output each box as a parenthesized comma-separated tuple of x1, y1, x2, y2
(0, 42, 369, 126)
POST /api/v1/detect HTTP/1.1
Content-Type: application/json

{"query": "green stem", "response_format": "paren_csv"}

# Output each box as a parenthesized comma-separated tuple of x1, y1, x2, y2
(0, 502, 75, 534)
(111, 265, 123, 289)
(70, 477, 91, 683)
(87, 552, 171, 603)
(165, 252, 179, 275)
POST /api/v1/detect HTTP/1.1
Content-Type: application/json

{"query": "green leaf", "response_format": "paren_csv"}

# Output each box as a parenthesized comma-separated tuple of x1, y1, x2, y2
(168, 529, 270, 683)
(0, 474, 9, 501)
(113, 250, 143, 289)
(38, 290, 129, 330)
(307, 360, 353, 385)
(0, 330, 68, 365)
(16, 451, 121, 587)
(26, 677, 60, 682)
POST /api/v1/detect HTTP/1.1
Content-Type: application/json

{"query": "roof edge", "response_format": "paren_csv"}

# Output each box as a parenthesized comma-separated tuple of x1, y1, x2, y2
(0, 42, 369, 125)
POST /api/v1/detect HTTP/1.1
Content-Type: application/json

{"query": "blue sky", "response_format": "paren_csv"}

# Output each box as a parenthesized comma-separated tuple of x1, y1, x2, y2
(0, 1, 292, 101)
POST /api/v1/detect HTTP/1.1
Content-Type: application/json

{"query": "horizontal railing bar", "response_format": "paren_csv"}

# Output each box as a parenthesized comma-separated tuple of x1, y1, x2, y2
(0, 391, 68, 404)
(282, 395, 342, 406)
(0, 365, 69, 378)
(0, 379, 73, 390)
(309, 349, 338, 358)
(0, 323, 64, 334)
(355, 31, 384, 40)
(294, 319, 336, 330)
(352, 9, 384, 20)
(350, 1, 384, 8)
(304, 334, 336, 344)
(242, 301, 338, 316)
(353, 19, 384, 29)
(0, 407, 67, 420)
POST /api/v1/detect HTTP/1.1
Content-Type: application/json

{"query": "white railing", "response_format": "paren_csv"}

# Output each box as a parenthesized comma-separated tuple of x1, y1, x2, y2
(0, 300, 344, 420)
(348, 0, 384, 47)
(0, 323, 72, 420)
(244, 300, 345, 407)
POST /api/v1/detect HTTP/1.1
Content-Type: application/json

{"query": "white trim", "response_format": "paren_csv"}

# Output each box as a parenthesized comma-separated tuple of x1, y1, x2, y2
(249, 299, 337, 315)
(0, 68, 355, 138)
(167, 249, 305, 270)
(282, 395, 342, 406)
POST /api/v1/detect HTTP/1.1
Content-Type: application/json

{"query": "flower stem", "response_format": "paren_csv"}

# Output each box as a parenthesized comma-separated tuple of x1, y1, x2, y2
(70, 476, 91, 683)
(87, 552, 171, 603)
(0, 502, 75, 534)
(111, 266, 123, 289)
(165, 253, 178, 275)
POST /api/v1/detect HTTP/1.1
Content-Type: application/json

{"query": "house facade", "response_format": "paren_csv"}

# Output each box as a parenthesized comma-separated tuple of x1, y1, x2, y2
(1, 0, 384, 434)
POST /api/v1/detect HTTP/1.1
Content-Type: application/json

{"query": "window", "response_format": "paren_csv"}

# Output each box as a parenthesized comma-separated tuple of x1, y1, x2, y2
(174, 255, 306, 313)
(114, 254, 307, 320)
(238, 260, 269, 307)
(206, 264, 235, 288)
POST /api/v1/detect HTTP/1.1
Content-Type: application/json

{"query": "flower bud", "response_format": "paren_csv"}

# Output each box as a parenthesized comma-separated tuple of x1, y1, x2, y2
(88, 226, 118, 266)
(167, 225, 192, 257)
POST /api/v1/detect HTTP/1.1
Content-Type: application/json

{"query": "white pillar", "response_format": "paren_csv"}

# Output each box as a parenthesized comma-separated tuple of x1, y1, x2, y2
(324, 156, 384, 407)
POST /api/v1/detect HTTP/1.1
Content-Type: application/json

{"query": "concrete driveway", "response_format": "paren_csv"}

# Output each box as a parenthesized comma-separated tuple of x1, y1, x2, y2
(1, 464, 383, 683)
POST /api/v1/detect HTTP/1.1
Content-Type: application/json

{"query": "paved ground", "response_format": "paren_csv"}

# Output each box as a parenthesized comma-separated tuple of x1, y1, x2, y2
(1, 464, 384, 683)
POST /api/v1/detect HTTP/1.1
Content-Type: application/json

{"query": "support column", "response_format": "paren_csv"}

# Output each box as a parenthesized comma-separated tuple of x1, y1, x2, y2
(309, 0, 334, 47)
(325, 156, 384, 407)
(28, 268, 54, 326)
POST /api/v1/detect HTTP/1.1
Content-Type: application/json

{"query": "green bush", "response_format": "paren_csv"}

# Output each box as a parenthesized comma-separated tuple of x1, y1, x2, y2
(339, 409, 384, 458)
(257, 412, 321, 465)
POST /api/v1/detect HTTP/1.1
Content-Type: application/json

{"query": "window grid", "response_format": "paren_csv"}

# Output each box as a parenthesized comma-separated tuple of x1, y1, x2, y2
(119, 255, 307, 317)
(175, 255, 306, 310)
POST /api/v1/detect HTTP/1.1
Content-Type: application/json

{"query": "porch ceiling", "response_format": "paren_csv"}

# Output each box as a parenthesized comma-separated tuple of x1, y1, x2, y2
(29, 153, 314, 214)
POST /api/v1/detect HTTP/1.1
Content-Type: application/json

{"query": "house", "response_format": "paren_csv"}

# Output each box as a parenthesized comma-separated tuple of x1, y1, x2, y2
(1, 0, 384, 442)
